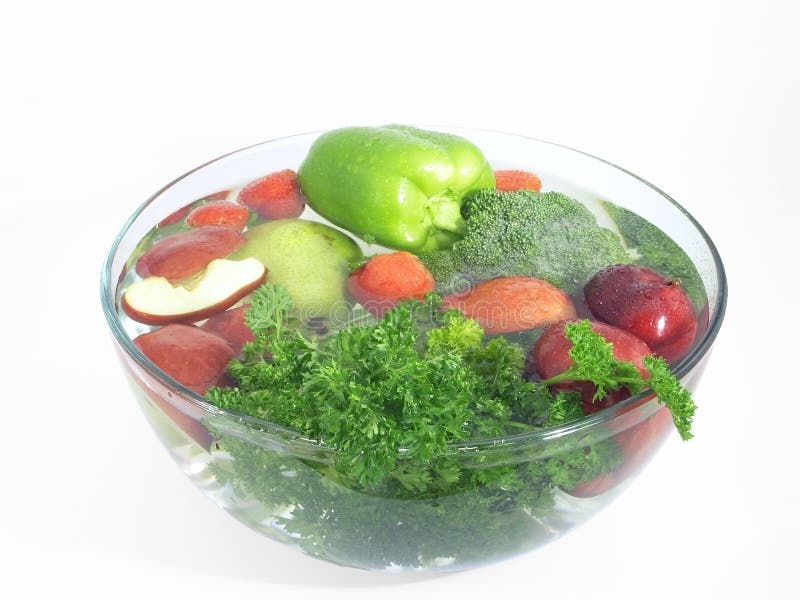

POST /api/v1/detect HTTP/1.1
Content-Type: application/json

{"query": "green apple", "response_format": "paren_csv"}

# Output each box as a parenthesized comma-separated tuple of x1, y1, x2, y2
(234, 219, 362, 319)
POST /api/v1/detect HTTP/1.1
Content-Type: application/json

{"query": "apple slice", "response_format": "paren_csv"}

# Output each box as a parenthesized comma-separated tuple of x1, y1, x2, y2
(201, 304, 254, 354)
(136, 225, 246, 282)
(122, 258, 266, 325)
(133, 323, 236, 394)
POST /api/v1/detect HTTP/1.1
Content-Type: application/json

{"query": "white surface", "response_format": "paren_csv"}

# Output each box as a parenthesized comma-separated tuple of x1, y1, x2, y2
(1, 1, 796, 598)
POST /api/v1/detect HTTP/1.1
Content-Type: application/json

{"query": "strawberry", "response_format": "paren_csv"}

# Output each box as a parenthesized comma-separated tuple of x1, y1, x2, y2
(347, 252, 435, 316)
(237, 169, 305, 219)
(186, 200, 250, 230)
(494, 169, 542, 193)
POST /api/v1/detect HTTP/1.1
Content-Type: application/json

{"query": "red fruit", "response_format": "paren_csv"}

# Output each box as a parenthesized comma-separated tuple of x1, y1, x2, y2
(494, 169, 542, 193)
(158, 204, 192, 228)
(567, 403, 674, 497)
(201, 304, 254, 355)
(203, 190, 230, 201)
(122, 258, 266, 326)
(121, 352, 213, 449)
(135, 225, 246, 283)
(347, 252, 435, 316)
(569, 287, 595, 320)
(584, 264, 698, 364)
(186, 201, 250, 230)
(531, 319, 652, 413)
(133, 324, 235, 394)
(238, 169, 305, 219)
(442, 276, 576, 335)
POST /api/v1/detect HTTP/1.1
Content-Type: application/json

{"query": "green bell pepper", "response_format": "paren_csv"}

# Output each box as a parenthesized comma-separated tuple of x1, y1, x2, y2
(297, 125, 495, 252)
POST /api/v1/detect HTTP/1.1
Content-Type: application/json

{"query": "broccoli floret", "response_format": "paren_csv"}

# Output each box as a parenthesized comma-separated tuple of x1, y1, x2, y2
(602, 202, 707, 311)
(420, 189, 631, 294)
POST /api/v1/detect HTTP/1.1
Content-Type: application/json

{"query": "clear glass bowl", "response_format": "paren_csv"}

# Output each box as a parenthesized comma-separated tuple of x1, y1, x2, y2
(100, 127, 726, 572)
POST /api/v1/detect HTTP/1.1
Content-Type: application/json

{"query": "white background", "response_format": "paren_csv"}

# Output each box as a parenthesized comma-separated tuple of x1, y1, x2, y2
(2, 0, 797, 598)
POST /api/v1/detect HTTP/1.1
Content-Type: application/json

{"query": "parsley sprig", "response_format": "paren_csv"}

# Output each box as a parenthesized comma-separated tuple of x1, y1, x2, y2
(206, 283, 696, 491)
(541, 320, 696, 440)
(202, 283, 697, 567)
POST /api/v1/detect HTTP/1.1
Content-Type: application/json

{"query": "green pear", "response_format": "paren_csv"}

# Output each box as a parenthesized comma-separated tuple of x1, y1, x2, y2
(234, 219, 362, 319)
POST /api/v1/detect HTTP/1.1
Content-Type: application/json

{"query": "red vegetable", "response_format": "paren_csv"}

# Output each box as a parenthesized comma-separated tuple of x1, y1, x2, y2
(238, 169, 305, 219)
(347, 252, 435, 316)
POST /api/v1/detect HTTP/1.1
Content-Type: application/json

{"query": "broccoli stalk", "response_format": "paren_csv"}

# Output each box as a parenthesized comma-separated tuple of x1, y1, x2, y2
(420, 189, 632, 294)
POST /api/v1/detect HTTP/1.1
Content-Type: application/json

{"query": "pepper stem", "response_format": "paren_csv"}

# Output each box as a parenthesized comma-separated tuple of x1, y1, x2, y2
(428, 192, 467, 236)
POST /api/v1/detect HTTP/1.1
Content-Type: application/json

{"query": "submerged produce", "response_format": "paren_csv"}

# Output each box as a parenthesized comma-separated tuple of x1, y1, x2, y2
(297, 125, 495, 252)
(112, 125, 715, 571)
(419, 189, 632, 294)
(232, 218, 362, 318)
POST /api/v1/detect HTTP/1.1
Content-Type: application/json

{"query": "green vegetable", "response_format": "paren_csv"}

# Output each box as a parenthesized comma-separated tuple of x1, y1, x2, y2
(201, 283, 695, 568)
(205, 433, 611, 569)
(602, 202, 707, 311)
(208, 286, 547, 487)
(297, 125, 495, 253)
(420, 189, 632, 294)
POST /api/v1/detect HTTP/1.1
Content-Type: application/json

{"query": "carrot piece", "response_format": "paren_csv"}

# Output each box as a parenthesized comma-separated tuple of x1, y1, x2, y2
(494, 169, 542, 193)
(347, 252, 435, 316)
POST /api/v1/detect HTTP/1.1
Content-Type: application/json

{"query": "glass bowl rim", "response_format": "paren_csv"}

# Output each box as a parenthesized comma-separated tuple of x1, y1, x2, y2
(100, 125, 727, 451)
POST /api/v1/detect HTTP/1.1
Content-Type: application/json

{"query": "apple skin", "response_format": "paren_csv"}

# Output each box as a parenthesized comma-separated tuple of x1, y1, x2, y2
(583, 264, 697, 364)
(136, 225, 246, 282)
(133, 323, 235, 395)
(531, 319, 652, 414)
(201, 304, 254, 355)
(122, 258, 266, 326)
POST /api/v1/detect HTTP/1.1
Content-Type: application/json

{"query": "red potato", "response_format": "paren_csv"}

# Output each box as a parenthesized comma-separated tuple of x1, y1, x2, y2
(136, 225, 246, 282)
(531, 319, 652, 413)
(201, 304, 255, 355)
(442, 276, 576, 335)
(584, 264, 697, 364)
(133, 323, 235, 395)
(186, 201, 250, 231)
(238, 169, 305, 219)
(347, 252, 435, 316)
(122, 258, 266, 326)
